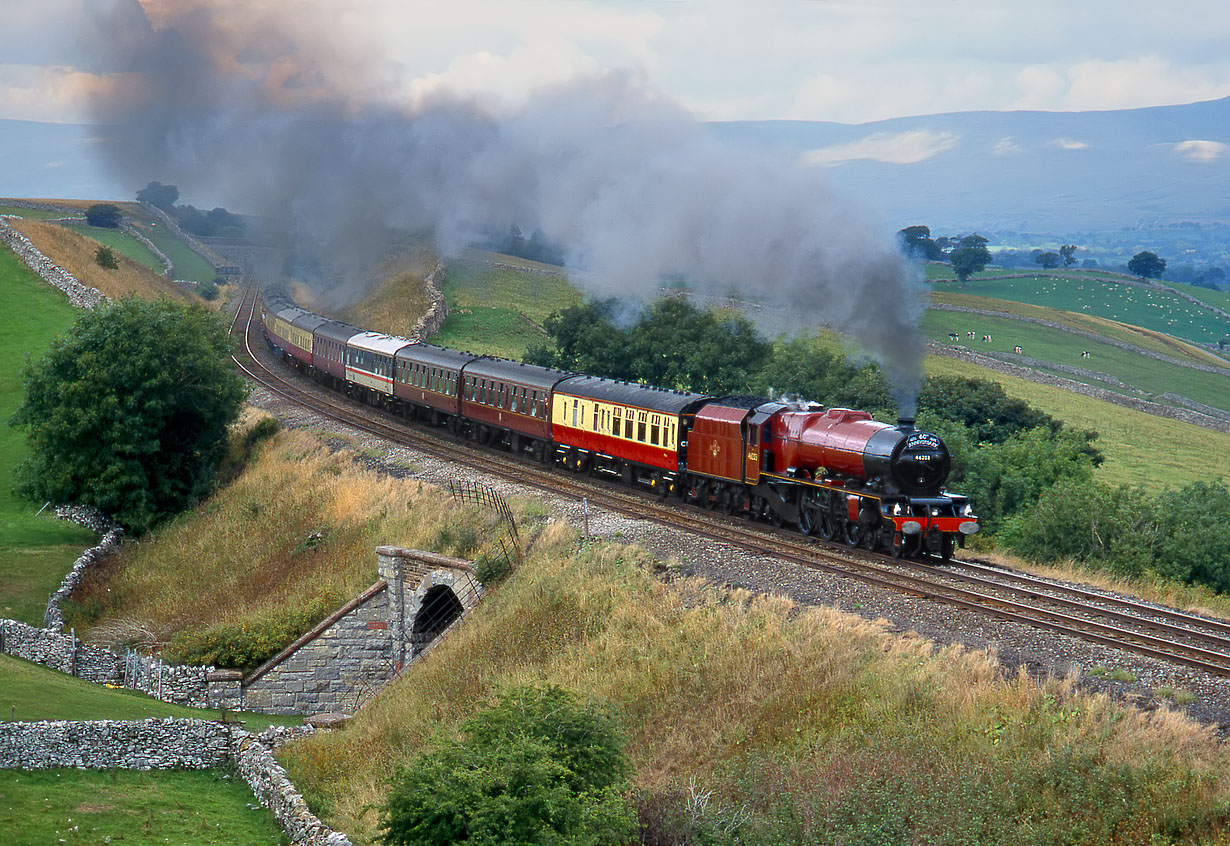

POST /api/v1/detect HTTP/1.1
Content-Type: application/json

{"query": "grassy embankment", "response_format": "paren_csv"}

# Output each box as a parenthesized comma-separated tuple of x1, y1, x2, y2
(66, 425, 515, 672)
(0, 653, 297, 729)
(0, 245, 97, 623)
(431, 251, 582, 358)
(283, 526, 1230, 845)
(333, 248, 437, 338)
(129, 217, 220, 285)
(10, 219, 192, 303)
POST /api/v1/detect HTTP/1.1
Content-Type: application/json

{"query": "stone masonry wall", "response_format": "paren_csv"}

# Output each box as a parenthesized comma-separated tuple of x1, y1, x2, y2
(243, 584, 395, 715)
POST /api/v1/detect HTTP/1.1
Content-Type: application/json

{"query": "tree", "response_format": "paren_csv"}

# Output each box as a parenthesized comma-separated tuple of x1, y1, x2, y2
(95, 245, 119, 269)
(897, 225, 942, 261)
(136, 181, 179, 210)
(380, 685, 633, 846)
(85, 203, 122, 228)
(1127, 251, 1166, 279)
(948, 234, 992, 285)
(1059, 244, 1077, 267)
(528, 297, 771, 395)
(1033, 251, 1060, 270)
(9, 297, 247, 534)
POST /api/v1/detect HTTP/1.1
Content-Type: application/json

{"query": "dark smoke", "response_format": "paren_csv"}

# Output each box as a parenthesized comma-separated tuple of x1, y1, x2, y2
(84, 0, 928, 413)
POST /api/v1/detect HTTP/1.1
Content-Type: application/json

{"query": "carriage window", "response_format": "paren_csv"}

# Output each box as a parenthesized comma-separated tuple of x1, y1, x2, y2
(625, 415, 634, 439)
(612, 407, 622, 435)
(637, 412, 647, 442)
(572, 402, 578, 427)
(650, 423, 660, 445)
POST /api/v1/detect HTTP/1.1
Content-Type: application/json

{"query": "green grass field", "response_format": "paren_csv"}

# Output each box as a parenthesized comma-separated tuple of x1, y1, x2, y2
(925, 353, 1230, 490)
(133, 221, 218, 284)
(929, 271, 1230, 344)
(0, 205, 70, 220)
(932, 290, 1225, 366)
(432, 253, 581, 358)
(0, 246, 97, 623)
(1, 769, 286, 846)
(67, 224, 164, 272)
(921, 309, 1230, 413)
(0, 654, 299, 728)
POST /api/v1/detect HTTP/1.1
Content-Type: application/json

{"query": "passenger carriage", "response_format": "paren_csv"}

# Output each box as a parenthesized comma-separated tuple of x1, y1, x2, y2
(550, 377, 710, 495)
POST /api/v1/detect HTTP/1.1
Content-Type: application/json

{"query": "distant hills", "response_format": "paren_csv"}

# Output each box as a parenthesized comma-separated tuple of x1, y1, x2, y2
(4, 96, 1229, 243)
(714, 97, 1230, 235)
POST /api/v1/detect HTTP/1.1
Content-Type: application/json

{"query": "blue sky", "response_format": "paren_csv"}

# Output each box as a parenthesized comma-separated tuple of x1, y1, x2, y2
(4, 0, 1230, 126)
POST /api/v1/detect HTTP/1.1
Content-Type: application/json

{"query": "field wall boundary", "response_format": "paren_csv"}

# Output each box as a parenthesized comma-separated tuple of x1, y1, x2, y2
(1, 719, 351, 846)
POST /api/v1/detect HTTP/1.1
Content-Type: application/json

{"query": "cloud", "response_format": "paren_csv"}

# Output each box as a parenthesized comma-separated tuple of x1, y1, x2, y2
(993, 137, 1023, 155)
(1050, 137, 1089, 150)
(806, 130, 960, 165)
(1174, 140, 1228, 161)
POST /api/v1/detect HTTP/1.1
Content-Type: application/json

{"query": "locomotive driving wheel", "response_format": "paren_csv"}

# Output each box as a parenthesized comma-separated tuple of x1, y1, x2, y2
(842, 520, 862, 547)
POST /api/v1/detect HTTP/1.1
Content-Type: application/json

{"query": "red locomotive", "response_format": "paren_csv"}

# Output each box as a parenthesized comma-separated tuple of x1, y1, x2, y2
(261, 288, 977, 559)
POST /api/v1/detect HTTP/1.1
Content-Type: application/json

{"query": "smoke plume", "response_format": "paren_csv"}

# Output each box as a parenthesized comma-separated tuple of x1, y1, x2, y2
(84, 0, 928, 412)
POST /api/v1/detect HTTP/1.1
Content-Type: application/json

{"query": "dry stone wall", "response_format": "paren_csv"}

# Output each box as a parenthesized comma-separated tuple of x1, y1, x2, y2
(1, 718, 231, 770)
(0, 720, 352, 845)
(408, 258, 449, 340)
(0, 216, 107, 308)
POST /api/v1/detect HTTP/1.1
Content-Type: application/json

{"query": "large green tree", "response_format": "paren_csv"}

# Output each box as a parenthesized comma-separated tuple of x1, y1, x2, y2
(1127, 250, 1166, 280)
(948, 234, 992, 285)
(9, 297, 247, 534)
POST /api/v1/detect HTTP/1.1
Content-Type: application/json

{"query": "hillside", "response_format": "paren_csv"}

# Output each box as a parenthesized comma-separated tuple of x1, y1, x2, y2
(283, 526, 1230, 845)
(9, 218, 193, 303)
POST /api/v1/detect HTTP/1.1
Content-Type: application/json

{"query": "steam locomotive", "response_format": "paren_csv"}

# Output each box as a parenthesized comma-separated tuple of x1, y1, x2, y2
(260, 287, 978, 559)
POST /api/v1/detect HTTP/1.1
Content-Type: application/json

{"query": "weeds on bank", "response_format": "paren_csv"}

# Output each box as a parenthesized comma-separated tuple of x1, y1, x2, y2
(283, 527, 1230, 845)
(67, 426, 511, 672)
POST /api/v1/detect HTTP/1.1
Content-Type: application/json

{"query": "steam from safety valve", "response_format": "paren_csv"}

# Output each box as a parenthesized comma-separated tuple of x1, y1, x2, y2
(81, 0, 931, 411)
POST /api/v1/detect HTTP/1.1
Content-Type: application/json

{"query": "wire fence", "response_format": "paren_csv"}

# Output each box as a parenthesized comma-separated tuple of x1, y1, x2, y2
(447, 478, 523, 571)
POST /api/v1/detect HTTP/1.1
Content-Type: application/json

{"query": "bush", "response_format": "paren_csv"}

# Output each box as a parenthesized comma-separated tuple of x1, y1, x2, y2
(1001, 478, 1159, 575)
(380, 685, 634, 846)
(166, 603, 328, 671)
(1004, 479, 1230, 594)
(197, 281, 219, 301)
(85, 203, 122, 228)
(95, 245, 119, 269)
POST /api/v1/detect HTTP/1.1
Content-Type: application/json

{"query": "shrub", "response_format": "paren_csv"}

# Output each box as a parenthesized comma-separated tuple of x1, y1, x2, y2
(165, 603, 328, 672)
(95, 245, 119, 269)
(197, 281, 219, 301)
(1004, 479, 1230, 594)
(379, 685, 634, 846)
(85, 203, 122, 228)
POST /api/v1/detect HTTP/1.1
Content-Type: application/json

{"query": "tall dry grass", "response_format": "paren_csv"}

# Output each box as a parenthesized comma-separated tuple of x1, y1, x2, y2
(283, 527, 1230, 845)
(71, 424, 508, 669)
(12, 219, 191, 303)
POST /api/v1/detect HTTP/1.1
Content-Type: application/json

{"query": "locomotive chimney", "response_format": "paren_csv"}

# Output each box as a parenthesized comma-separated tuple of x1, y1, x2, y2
(897, 416, 916, 431)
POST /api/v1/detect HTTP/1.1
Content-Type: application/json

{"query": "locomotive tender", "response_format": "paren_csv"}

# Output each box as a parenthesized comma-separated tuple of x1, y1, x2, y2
(261, 287, 978, 559)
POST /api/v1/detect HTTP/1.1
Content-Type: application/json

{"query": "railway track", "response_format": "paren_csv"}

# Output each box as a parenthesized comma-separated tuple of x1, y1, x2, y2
(228, 284, 1230, 679)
